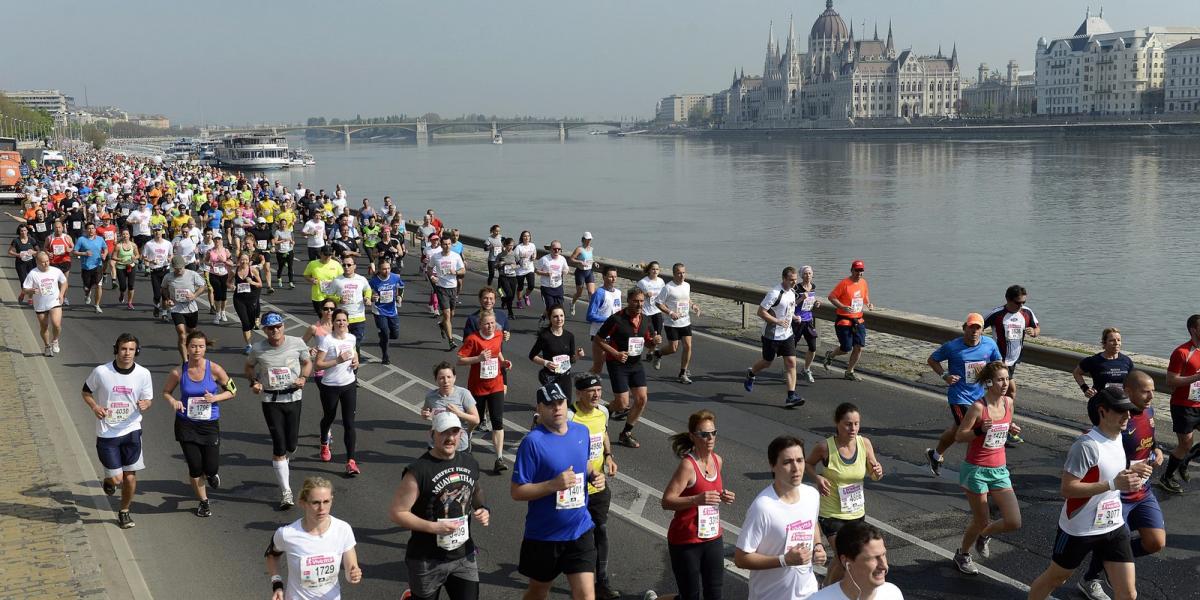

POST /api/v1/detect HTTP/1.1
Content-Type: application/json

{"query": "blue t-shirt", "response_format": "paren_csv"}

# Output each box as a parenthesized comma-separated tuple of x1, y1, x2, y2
(74, 235, 107, 270)
(930, 336, 1002, 405)
(206, 208, 224, 229)
(368, 273, 405, 317)
(512, 421, 594, 541)
(463, 309, 509, 339)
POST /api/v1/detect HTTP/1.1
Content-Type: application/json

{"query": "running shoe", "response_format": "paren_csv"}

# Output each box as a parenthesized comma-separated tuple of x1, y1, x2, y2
(279, 489, 295, 510)
(1157, 475, 1183, 494)
(320, 443, 332, 462)
(196, 500, 212, 518)
(678, 371, 693, 385)
(206, 473, 221, 489)
(448, 339, 458, 350)
(784, 392, 806, 409)
(221, 311, 229, 323)
(51, 340, 59, 354)
(823, 350, 834, 371)
(109, 280, 117, 290)
(266, 287, 276, 295)
(494, 457, 508, 473)
(843, 371, 860, 381)
(643, 592, 659, 600)
(1077, 578, 1111, 600)
(953, 550, 978, 575)
(243, 344, 253, 355)
(94, 304, 103, 314)
(975, 535, 991, 558)
(153, 307, 161, 319)
(346, 459, 360, 477)
(380, 356, 390, 365)
(43, 345, 54, 358)
(476, 421, 490, 433)
(618, 431, 640, 449)
(596, 583, 621, 600)
(287, 282, 296, 290)
(103, 479, 117, 496)
(926, 448, 943, 477)
(212, 315, 222, 325)
(117, 510, 135, 529)
(570, 304, 576, 316)
(400, 590, 412, 600)
(743, 369, 755, 392)
(610, 408, 630, 421)
(1179, 460, 1192, 482)
(126, 302, 134, 310)
(651, 352, 662, 370)
(803, 368, 815, 383)
(1006, 432, 1025, 446)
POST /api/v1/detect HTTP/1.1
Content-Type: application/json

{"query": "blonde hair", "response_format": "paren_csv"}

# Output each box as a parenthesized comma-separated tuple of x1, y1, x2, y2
(299, 476, 333, 502)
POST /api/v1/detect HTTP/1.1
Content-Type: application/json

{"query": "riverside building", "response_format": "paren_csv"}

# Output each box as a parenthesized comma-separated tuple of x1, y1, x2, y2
(960, 61, 1036, 116)
(1165, 38, 1200, 113)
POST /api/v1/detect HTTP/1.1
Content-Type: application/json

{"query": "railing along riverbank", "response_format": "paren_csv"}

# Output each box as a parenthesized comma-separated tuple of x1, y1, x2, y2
(404, 222, 1171, 393)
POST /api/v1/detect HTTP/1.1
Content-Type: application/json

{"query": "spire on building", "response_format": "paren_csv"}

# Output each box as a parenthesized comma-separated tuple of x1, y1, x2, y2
(938, 44, 943, 58)
(886, 20, 894, 54)
(951, 43, 958, 66)
(874, 22, 879, 41)
(786, 14, 796, 55)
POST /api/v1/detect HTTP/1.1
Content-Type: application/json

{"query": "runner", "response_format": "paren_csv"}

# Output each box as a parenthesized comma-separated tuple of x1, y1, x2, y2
(368, 257, 405, 364)
(272, 220, 297, 289)
(484, 224, 502, 287)
(1076, 328, 1135, 421)
(1026, 388, 1146, 600)
(303, 246, 343, 316)
(161, 256, 207, 361)
(807, 522, 903, 600)
(514, 230, 537, 309)
(143, 225, 172, 318)
(112, 229, 139, 310)
(389, 412, 490, 600)
(637, 262, 666, 343)
(733, 435, 827, 600)
(793, 266, 821, 384)
(429, 236, 466, 349)
(462, 287, 511, 342)
(652, 263, 701, 384)
(314, 309, 362, 476)
(9, 224, 38, 305)
(331, 256, 372, 357)
(823, 261, 874, 381)
(230, 252, 263, 354)
(44, 220, 73, 302)
(73, 221, 108, 312)
(1079, 370, 1166, 600)
(595, 287, 662, 448)
(265, 477, 362, 599)
(205, 234, 232, 324)
(743, 267, 804, 408)
(568, 232, 596, 315)
(82, 333, 154, 529)
(96, 213, 118, 290)
(496, 237, 519, 318)
(301, 211, 327, 261)
(982, 285, 1040, 377)
(951, 361, 1022, 575)
(246, 312, 313, 510)
(511, 382, 606, 600)
(586, 266, 623, 375)
(529, 305, 586, 390)
(647, 409, 735, 600)
(804, 402, 883, 585)
(925, 313, 1002, 476)
(422, 362, 481, 453)
(1158, 313, 1200, 493)
(569, 373, 622, 600)
(457, 311, 511, 472)
(161, 330, 235, 517)
(21, 251, 67, 357)
(535, 240, 569, 327)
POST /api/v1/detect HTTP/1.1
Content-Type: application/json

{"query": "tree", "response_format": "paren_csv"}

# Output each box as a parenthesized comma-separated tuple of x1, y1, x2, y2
(688, 104, 712, 126)
(82, 124, 108, 150)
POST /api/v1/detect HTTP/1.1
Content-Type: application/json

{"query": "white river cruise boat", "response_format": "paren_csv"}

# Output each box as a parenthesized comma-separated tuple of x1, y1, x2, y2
(215, 134, 290, 169)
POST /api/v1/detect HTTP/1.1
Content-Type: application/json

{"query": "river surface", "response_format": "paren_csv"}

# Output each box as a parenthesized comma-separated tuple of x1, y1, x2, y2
(270, 133, 1200, 357)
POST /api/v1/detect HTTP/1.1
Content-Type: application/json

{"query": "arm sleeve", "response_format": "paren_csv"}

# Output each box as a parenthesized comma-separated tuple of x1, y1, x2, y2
(1078, 355, 1096, 374)
(1168, 347, 1186, 375)
(1063, 438, 1099, 479)
(1026, 308, 1040, 327)
(528, 333, 545, 360)
(930, 342, 949, 363)
(512, 438, 538, 485)
(139, 369, 154, 401)
(759, 288, 780, 311)
(735, 500, 765, 553)
(586, 288, 606, 324)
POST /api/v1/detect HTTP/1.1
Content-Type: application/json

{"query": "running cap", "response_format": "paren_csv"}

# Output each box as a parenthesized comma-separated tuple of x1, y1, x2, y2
(582, 231, 593, 240)
(851, 260, 865, 271)
(261, 312, 285, 327)
(1093, 387, 1139, 414)
(256, 217, 266, 223)
(536, 382, 568, 405)
(171, 255, 187, 269)
(432, 412, 463, 432)
(574, 373, 602, 391)
(964, 313, 985, 327)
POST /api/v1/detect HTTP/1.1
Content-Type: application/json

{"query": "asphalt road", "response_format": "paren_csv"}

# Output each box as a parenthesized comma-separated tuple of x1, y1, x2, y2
(6, 256, 1198, 600)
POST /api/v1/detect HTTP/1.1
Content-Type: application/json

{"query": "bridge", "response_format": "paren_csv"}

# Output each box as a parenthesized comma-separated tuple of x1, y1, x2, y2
(209, 119, 627, 143)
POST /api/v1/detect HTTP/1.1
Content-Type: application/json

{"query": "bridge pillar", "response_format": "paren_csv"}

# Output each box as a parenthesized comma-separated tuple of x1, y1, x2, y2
(343, 124, 351, 145)
(558, 122, 567, 141)
(415, 119, 428, 145)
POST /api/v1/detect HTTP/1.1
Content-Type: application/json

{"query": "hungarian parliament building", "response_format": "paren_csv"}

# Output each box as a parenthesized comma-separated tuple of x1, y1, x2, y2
(723, 1, 962, 127)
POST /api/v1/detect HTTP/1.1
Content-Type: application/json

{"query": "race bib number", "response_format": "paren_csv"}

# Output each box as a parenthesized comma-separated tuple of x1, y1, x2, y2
(801, 295, 816, 312)
(34, 222, 47, 233)
(676, 301, 690, 315)
(105, 400, 133, 425)
(378, 289, 394, 304)
(300, 554, 338, 589)
(211, 264, 227, 276)
(1093, 498, 1123, 528)
(551, 355, 572, 374)
(480, 358, 499, 379)
(520, 258, 533, 271)
(103, 230, 116, 241)
(982, 423, 1010, 449)
(1005, 324, 1024, 341)
(502, 264, 516, 276)
(849, 297, 864, 313)
(319, 280, 333, 295)
(697, 505, 720, 539)
(279, 241, 292, 253)
(965, 361, 986, 381)
(71, 221, 81, 230)
(838, 483, 865, 514)
(784, 519, 814, 553)
(588, 434, 604, 461)
(556, 473, 586, 510)
(236, 282, 251, 294)
(51, 244, 66, 256)
(436, 516, 469, 551)
(174, 288, 191, 303)
(38, 279, 56, 295)
(439, 259, 455, 275)
(627, 336, 645, 355)
(549, 272, 562, 288)
(186, 397, 212, 420)
(256, 239, 268, 250)
(268, 367, 293, 388)
(1189, 381, 1200, 402)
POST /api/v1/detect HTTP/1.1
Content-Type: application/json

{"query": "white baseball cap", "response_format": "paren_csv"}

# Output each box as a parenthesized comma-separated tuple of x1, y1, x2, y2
(582, 232, 593, 240)
(432, 412, 463, 432)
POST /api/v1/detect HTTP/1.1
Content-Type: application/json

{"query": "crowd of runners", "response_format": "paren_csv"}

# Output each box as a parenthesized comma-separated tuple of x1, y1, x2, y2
(7, 143, 1196, 600)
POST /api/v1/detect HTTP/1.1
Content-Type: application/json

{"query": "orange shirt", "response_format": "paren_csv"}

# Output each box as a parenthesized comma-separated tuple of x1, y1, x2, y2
(830, 277, 869, 319)
(458, 332, 505, 396)
(1168, 341, 1200, 408)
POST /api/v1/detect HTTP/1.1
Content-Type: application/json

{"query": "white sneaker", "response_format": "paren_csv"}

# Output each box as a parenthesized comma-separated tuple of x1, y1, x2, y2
(43, 345, 54, 358)
(94, 304, 103, 314)
(1077, 578, 1111, 600)
(51, 340, 60, 353)
(643, 592, 658, 600)
(804, 369, 815, 383)
(221, 311, 229, 323)
(212, 315, 222, 325)
(570, 304, 576, 316)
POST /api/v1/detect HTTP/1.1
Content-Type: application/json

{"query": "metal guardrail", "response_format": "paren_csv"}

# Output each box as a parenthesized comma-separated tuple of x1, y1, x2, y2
(405, 221, 1171, 392)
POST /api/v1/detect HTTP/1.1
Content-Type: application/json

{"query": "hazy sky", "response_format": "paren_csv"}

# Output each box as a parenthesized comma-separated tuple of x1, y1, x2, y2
(6, 1, 1198, 125)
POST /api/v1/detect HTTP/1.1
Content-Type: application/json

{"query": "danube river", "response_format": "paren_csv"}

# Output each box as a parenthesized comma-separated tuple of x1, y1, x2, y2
(272, 133, 1200, 357)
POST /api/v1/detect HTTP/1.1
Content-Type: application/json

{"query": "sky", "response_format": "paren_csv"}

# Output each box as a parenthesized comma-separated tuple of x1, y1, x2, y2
(5, 0, 1199, 125)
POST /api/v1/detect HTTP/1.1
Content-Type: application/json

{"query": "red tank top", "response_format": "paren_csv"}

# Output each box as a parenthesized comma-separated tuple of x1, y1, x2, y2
(965, 397, 1012, 468)
(47, 235, 71, 264)
(667, 453, 724, 545)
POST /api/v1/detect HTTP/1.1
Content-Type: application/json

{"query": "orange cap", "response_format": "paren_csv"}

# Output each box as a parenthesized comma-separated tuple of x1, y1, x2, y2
(965, 313, 985, 327)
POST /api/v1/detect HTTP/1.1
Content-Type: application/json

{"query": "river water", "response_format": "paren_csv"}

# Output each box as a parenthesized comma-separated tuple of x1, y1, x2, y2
(269, 133, 1200, 357)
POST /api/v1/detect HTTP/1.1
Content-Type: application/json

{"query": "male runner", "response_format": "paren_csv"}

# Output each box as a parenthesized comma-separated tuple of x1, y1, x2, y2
(925, 313, 1002, 476)
(744, 266, 804, 408)
(823, 260, 873, 380)
(1159, 313, 1200, 493)
(595, 288, 661, 448)
(569, 374, 621, 599)
(652, 263, 700, 384)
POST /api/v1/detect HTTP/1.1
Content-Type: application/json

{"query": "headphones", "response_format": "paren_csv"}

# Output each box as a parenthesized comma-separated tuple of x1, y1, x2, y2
(113, 335, 142, 356)
(984, 379, 993, 387)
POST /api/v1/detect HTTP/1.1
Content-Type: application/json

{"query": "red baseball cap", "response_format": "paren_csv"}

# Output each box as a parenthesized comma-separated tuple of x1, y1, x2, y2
(851, 260, 865, 271)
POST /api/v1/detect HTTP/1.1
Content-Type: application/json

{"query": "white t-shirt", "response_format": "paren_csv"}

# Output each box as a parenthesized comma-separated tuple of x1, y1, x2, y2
(318, 334, 358, 387)
(537, 254, 569, 289)
(760, 285, 797, 341)
(657, 280, 692, 328)
(85, 362, 155, 438)
(142, 239, 172, 269)
(303, 219, 326, 248)
(430, 250, 465, 289)
(736, 484, 821, 600)
(272, 516, 356, 600)
(1058, 428, 1128, 536)
(129, 207, 152, 237)
(515, 243, 537, 276)
(332, 274, 370, 320)
(24, 267, 66, 312)
(808, 581, 904, 600)
(638, 276, 665, 316)
(172, 236, 197, 265)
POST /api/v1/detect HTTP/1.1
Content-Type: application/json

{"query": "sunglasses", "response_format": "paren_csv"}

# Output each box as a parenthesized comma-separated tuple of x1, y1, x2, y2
(321, 307, 335, 312)
(693, 430, 718, 439)
(263, 324, 283, 330)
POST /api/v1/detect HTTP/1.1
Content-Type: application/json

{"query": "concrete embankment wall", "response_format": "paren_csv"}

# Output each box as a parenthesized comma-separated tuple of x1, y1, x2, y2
(693, 120, 1200, 141)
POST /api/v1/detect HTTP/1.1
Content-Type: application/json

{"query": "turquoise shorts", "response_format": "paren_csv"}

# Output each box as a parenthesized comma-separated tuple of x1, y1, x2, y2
(959, 463, 1012, 495)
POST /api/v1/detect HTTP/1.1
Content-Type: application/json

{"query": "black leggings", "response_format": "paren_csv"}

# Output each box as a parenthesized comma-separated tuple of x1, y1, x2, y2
(499, 276, 518, 313)
(261, 401, 302, 457)
(486, 260, 497, 286)
(276, 251, 294, 282)
(115, 266, 136, 293)
(668, 538, 725, 600)
(587, 487, 612, 585)
(517, 273, 534, 297)
(150, 268, 167, 306)
(234, 294, 260, 331)
(210, 274, 228, 302)
(409, 575, 478, 600)
(318, 382, 358, 460)
(15, 260, 33, 292)
(180, 441, 220, 478)
(475, 391, 505, 431)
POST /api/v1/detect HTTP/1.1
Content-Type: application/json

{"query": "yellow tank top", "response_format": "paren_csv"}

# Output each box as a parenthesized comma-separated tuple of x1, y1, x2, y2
(819, 435, 868, 520)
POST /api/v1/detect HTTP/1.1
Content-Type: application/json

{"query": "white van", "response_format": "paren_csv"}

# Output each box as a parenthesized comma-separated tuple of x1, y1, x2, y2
(40, 150, 66, 168)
